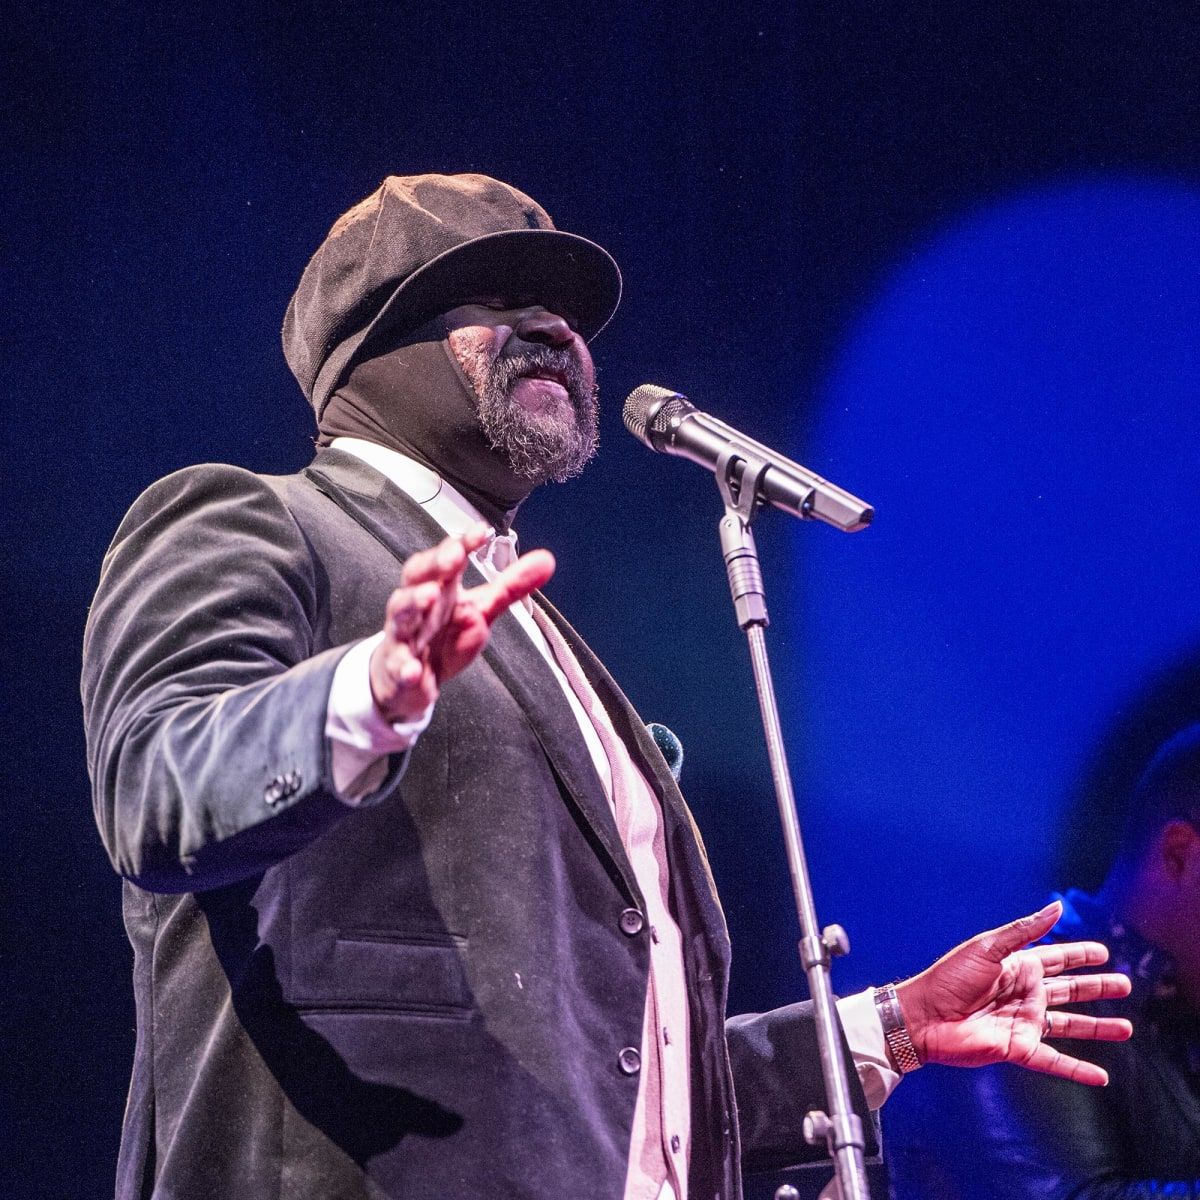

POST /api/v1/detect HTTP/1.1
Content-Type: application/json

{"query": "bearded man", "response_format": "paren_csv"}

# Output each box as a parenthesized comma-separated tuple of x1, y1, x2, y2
(82, 174, 1132, 1200)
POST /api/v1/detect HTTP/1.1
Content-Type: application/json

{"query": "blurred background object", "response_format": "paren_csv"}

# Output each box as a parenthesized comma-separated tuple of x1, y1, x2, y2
(884, 724, 1200, 1199)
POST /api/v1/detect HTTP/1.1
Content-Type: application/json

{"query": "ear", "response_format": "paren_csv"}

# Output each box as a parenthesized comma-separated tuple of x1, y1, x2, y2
(1158, 818, 1200, 883)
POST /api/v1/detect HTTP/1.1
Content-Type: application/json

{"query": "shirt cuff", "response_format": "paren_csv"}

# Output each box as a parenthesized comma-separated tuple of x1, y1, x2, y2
(325, 633, 435, 804)
(837, 988, 902, 1110)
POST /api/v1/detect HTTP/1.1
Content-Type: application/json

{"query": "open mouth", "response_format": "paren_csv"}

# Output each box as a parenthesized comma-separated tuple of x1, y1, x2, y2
(519, 366, 570, 390)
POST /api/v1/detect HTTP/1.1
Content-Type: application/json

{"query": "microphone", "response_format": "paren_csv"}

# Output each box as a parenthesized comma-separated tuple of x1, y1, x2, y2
(622, 385, 873, 532)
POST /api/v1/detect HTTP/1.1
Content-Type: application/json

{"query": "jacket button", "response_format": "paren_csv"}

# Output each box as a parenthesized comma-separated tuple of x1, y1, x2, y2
(619, 908, 645, 936)
(618, 1047, 641, 1075)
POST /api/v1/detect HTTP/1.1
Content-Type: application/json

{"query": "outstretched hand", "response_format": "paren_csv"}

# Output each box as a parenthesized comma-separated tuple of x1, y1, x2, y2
(895, 901, 1133, 1086)
(369, 524, 555, 722)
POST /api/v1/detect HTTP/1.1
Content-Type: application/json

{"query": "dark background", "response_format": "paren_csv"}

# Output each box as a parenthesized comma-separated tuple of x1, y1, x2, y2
(4, 3, 1199, 1195)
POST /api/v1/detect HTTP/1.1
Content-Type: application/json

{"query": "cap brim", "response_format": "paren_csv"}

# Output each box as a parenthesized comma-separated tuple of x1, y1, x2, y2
(313, 228, 621, 417)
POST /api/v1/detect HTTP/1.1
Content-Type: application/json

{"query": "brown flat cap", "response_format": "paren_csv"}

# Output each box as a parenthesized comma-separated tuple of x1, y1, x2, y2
(282, 173, 622, 418)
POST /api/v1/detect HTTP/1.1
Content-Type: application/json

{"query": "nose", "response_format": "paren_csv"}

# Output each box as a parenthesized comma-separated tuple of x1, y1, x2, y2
(513, 308, 575, 347)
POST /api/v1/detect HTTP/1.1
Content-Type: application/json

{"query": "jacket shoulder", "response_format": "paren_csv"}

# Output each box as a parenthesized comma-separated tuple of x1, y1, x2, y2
(118, 461, 311, 518)
(104, 461, 334, 560)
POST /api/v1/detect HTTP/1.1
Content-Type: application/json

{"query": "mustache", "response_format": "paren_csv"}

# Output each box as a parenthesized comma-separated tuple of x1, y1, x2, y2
(494, 345, 592, 401)
(472, 341, 600, 485)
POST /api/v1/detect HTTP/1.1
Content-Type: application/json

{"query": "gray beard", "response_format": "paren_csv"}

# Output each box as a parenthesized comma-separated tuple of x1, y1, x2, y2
(473, 346, 599, 485)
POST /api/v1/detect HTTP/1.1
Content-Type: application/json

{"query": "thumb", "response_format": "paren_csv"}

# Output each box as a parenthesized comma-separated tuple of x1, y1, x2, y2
(976, 900, 1062, 963)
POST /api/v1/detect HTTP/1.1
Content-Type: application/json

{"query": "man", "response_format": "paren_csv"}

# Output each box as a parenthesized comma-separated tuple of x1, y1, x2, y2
(887, 726, 1200, 1199)
(82, 174, 1131, 1200)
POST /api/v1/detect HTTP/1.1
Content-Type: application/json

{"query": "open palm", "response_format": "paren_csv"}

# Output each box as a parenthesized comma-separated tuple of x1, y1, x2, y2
(897, 901, 1133, 1086)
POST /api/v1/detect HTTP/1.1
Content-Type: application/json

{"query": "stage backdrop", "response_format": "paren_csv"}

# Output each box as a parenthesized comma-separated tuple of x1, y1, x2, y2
(3, 4, 1199, 1196)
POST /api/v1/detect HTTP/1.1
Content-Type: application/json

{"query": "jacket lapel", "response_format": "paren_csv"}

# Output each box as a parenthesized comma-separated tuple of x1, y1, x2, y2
(476, 615, 639, 901)
(303, 448, 637, 903)
(533, 595, 731, 954)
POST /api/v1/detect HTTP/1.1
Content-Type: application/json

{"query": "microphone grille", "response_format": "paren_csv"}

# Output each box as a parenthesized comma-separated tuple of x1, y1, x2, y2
(623, 384, 692, 449)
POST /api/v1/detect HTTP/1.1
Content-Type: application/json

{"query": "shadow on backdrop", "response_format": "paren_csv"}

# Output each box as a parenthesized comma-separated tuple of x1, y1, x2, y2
(1061, 651, 1200, 890)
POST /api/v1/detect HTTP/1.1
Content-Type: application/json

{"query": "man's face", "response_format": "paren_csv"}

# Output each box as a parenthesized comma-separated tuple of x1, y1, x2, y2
(442, 298, 599, 486)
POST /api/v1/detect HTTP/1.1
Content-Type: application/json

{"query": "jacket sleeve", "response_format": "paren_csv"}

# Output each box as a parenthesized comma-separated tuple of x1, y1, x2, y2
(726, 1001, 880, 1173)
(81, 463, 406, 893)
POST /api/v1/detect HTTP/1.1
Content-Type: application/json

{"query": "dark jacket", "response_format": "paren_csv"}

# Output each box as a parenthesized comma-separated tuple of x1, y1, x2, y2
(82, 447, 871, 1200)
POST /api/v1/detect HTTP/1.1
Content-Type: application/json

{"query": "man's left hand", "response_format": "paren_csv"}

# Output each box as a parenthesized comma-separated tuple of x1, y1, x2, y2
(895, 900, 1133, 1086)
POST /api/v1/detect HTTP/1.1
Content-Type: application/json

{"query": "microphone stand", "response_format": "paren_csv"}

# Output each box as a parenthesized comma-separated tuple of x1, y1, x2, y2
(712, 446, 871, 1200)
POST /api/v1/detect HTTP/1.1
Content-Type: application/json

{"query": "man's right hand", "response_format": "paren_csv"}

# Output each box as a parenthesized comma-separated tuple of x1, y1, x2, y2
(369, 523, 555, 723)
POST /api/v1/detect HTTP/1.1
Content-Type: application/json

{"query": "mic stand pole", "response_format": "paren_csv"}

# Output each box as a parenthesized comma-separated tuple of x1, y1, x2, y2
(713, 447, 870, 1200)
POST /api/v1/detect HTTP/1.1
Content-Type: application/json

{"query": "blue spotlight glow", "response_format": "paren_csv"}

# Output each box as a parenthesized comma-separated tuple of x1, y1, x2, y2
(789, 176, 1200, 981)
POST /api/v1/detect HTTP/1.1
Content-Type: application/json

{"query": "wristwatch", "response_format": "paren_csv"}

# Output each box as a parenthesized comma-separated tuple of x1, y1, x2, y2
(873, 982, 922, 1074)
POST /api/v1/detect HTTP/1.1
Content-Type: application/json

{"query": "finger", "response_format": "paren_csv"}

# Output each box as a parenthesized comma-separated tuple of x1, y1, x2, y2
(1044, 1011, 1133, 1042)
(976, 900, 1063, 963)
(1044, 972, 1132, 1006)
(469, 549, 556, 623)
(401, 528, 486, 587)
(1017, 1043, 1109, 1087)
(1032, 941, 1110, 976)
(383, 642, 425, 688)
(370, 639, 438, 720)
(459, 521, 493, 555)
(413, 566, 464, 655)
(399, 543, 453, 587)
(385, 581, 441, 641)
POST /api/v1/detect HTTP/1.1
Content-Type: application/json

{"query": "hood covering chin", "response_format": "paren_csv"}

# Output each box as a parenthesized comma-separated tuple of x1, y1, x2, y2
(317, 319, 531, 532)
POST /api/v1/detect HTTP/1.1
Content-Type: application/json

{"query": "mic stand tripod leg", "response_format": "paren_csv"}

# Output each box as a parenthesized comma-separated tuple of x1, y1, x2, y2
(714, 450, 871, 1200)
